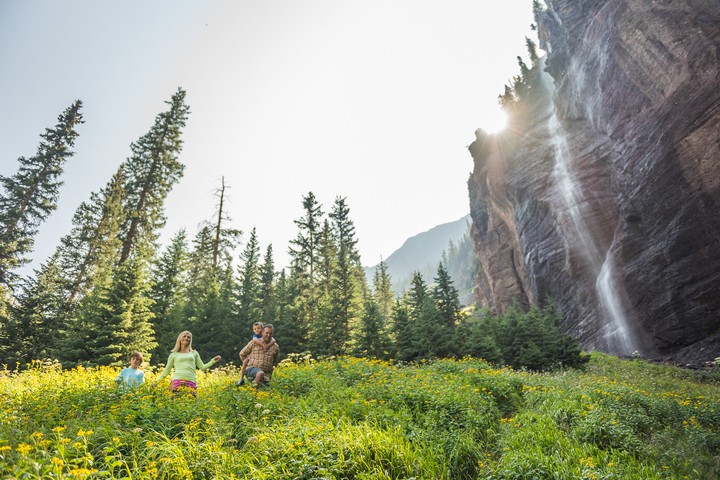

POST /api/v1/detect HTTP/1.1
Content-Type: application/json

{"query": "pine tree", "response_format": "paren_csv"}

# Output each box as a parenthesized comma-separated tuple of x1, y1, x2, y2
(149, 230, 189, 359)
(287, 192, 324, 351)
(237, 228, 261, 333)
(354, 293, 390, 359)
(272, 269, 303, 355)
(2, 254, 67, 366)
(526, 37, 539, 64)
(119, 89, 189, 264)
(309, 219, 336, 355)
(57, 167, 125, 320)
(76, 257, 156, 366)
(324, 196, 365, 354)
(0, 101, 83, 288)
(391, 297, 413, 361)
(407, 272, 443, 359)
(432, 262, 462, 356)
(257, 244, 276, 326)
(182, 221, 237, 361)
(373, 260, 395, 321)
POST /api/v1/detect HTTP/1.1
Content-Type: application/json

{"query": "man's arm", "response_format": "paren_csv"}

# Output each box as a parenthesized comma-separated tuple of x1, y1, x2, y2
(239, 340, 255, 361)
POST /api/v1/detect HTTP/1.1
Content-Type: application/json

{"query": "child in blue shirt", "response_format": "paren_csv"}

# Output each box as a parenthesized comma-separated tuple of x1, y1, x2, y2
(115, 352, 145, 391)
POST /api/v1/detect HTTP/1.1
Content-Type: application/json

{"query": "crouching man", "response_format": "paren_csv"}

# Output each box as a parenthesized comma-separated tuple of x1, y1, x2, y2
(238, 324, 280, 388)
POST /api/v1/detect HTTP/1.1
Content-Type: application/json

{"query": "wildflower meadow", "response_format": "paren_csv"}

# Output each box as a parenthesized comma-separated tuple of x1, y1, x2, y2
(1, 353, 718, 479)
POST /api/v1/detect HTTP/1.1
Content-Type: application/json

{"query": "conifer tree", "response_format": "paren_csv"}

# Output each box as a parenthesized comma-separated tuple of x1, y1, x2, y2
(373, 260, 395, 321)
(237, 228, 261, 332)
(57, 167, 125, 320)
(271, 269, 302, 355)
(324, 196, 365, 354)
(526, 37, 539, 64)
(433, 262, 462, 328)
(0, 101, 83, 288)
(407, 272, 443, 359)
(2, 254, 66, 365)
(287, 192, 324, 350)
(183, 221, 237, 360)
(309, 219, 336, 355)
(432, 262, 462, 356)
(391, 297, 414, 361)
(257, 244, 276, 326)
(149, 229, 189, 358)
(81, 257, 157, 365)
(353, 293, 389, 359)
(119, 88, 189, 264)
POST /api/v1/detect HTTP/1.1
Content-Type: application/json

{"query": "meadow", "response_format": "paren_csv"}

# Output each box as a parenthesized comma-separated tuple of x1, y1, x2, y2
(0, 353, 718, 479)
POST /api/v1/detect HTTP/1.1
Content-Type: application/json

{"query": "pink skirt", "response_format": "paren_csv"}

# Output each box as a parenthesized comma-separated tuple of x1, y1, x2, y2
(170, 379, 197, 392)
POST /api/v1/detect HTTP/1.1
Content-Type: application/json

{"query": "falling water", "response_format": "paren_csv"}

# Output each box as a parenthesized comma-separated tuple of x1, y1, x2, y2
(548, 113, 638, 355)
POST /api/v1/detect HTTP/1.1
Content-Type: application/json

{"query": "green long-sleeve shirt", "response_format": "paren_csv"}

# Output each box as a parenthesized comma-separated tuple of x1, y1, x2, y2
(155, 351, 218, 384)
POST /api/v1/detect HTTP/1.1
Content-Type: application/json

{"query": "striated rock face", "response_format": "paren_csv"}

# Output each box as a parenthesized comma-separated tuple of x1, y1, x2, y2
(468, 0, 720, 363)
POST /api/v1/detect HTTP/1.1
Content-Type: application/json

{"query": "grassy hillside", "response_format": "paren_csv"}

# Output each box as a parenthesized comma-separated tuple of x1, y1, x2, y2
(1, 353, 718, 479)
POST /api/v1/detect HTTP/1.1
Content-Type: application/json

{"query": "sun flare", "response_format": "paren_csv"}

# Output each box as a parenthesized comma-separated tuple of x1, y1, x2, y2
(478, 106, 508, 134)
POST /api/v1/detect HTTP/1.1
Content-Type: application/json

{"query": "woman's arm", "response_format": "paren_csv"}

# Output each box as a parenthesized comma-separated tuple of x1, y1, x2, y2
(155, 354, 175, 382)
(195, 351, 220, 371)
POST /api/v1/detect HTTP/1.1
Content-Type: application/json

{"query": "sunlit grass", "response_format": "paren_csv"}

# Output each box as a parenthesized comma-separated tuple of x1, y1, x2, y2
(1, 353, 718, 479)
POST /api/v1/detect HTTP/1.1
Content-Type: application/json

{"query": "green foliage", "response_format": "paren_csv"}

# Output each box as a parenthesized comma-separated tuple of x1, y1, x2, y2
(149, 229, 189, 359)
(463, 303, 589, 371)
(0, 101, 83, 287)
(2, 354, 718, 479)
(119, 88, 189, 264)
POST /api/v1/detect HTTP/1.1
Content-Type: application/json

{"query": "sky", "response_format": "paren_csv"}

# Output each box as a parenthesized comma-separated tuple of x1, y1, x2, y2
(0, 0, 537, 273)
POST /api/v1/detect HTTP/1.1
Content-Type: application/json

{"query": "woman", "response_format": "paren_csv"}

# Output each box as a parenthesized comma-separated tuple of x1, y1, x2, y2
(155, 331, 221, 396)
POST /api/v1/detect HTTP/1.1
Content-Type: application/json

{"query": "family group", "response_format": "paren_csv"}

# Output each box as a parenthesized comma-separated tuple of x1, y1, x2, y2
(115, 323, 279, 395)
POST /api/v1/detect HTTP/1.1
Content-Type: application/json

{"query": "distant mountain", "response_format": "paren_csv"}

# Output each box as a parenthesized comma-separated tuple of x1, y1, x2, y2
(365, 214, 477, 304)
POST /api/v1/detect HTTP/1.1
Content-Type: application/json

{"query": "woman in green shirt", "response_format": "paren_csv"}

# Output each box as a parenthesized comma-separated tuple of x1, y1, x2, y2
(155, 331, 221, 396)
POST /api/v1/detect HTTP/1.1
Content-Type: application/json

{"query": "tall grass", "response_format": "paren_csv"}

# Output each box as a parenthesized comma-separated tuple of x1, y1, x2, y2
(1, 354, 717, 479)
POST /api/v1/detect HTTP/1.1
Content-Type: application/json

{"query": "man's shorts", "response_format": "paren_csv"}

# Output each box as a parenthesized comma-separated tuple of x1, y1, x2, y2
(246, 367, 270, 383)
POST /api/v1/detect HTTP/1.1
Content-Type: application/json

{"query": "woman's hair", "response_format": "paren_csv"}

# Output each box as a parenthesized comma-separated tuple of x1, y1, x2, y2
(172, 331, 193, 353)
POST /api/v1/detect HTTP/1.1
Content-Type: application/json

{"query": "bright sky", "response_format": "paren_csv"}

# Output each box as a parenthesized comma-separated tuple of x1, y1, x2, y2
(0, 1, 536, 272)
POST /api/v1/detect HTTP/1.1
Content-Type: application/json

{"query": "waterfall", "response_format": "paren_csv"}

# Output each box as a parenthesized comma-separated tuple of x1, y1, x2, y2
(548, 113, 638, 355)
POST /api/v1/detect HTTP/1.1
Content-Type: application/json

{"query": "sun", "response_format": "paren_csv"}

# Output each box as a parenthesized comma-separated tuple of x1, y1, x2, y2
(477, 105, 508, 134)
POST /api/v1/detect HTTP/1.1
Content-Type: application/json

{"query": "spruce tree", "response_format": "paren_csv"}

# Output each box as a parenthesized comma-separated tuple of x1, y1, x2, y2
(57, 167, 125, 320)
(0, 101, 83, 288)
(432, 262, 462, 356)
(119, 88, 189, 264)
(237, 228, 261, 333)
(391, 297, 413, 361)
(309, 219, 336, 355)
(407, 272, 442, 359)
(82, 257, 157, 366)
(373, 260, 395, 321)
(272, 269, 302, 356)
(354, 293, 390, 359)
(183, 221, 237, 361)
(287, 192, 324, 351)
(149, 229, 189, 359)
(2, 254, 66, 366)
(257, 244, 276, 326)
(324, 196, 365, 355)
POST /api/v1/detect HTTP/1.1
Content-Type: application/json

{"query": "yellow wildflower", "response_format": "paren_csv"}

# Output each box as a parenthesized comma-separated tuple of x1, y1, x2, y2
(17, 443, 32, 455)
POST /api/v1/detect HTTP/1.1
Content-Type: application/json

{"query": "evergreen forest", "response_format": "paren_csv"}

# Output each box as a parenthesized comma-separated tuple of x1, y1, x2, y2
(0, 88, 584, 372)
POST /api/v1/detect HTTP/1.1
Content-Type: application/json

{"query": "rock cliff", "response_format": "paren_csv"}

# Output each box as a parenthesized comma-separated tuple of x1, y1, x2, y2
(468, 0, 720, 363)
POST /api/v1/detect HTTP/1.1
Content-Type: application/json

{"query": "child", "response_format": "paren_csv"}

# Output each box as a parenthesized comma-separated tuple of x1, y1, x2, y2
(115, 352, 145, 391)
(237, 322, 275, 386)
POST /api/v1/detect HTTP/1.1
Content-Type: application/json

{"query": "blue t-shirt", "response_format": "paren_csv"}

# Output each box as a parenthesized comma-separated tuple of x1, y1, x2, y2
(253, 333, 262, 339)
(116, 367, 145, 391)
